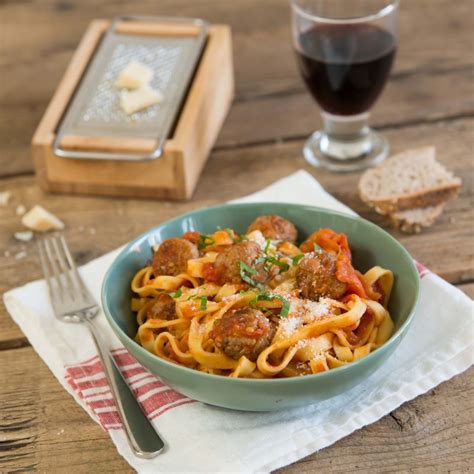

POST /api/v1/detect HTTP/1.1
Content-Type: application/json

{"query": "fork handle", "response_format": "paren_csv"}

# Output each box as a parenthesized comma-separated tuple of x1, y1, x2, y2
(84, 318, 165, 458)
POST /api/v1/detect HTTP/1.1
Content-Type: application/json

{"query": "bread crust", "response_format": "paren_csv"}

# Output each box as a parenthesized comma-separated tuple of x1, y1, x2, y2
(360, 184, 461, 214)
(388, 203, 446, 234)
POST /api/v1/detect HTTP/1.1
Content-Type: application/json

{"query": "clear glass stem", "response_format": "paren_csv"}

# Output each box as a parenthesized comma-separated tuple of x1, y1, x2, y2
(302, 113, 389, 172)
(320, 112, 372, 160)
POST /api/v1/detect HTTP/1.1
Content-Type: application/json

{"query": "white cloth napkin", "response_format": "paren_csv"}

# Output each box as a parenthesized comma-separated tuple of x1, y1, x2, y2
(4, 170, 473, 473)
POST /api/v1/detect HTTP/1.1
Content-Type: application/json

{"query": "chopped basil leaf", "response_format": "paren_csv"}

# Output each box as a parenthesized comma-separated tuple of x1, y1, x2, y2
(255, 255, 290, 272)
(249, 291, 290, 318)
(292, 254, 305, 265)
(239, 260, 261, 287)
(197, 234, 216, 250)
(275, 295, 290, 317)
(240, 261, 257, 275)
(264, 239, 271, 253)
(225, 227, 237, 242)
(169, 288, 182, 298)
(313, 243, 324, 252)
(265, 256, 290, 272)
(199, 296, 208, 310)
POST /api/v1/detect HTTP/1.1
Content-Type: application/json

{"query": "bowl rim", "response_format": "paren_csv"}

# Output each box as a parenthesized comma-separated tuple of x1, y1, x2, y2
(101, 202, 420, 385)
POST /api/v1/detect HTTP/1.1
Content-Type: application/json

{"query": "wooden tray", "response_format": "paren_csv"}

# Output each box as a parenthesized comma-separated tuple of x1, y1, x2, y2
(32, 19, 234, 200)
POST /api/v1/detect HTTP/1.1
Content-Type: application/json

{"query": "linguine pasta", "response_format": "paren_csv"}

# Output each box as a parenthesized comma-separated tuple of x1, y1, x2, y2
(131, 218, 394, 379)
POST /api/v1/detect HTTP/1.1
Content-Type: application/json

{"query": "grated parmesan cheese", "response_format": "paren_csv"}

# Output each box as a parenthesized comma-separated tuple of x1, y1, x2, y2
(278, 316, 302, 337)
(287, 297, 330, 323)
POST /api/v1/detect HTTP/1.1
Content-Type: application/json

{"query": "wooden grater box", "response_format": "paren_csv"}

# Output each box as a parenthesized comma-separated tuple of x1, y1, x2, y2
(32, 19, 234, 200)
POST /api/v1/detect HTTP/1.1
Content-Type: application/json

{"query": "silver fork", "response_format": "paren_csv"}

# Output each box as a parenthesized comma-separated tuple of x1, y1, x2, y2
(38, 234, 165, 458)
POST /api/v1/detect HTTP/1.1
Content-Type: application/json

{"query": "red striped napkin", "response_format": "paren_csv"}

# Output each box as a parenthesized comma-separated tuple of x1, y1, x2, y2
(4, 170, 473, 473)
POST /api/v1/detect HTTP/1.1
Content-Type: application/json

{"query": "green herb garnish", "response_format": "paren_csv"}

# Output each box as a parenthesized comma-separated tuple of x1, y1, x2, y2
(197, 234, 216, 250)
(249, 291, 290, 318)
(264, 239, 271, 253)
(314, 243, 324, 253)
(199, 296, 208, 310)
(239, 260, 261, 287)
(265, 256, 290, 271)
(292, 254, 305, 265)
(225, 227, 238, 242)
(169, 288, 182, 299)
(255, 255, 290, 272)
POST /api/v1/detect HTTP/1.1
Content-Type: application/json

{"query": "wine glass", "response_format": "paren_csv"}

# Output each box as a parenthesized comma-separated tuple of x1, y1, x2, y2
(291, 0, 399, 172)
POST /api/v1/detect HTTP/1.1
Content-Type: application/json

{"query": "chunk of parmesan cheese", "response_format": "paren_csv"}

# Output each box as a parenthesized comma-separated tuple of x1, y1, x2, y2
(120, 86, 163, 115)
(14, 230, 34, 242)
(115, 61, 153, 90)
(21, 205, 65, 232)
(0, 191, 11, 206)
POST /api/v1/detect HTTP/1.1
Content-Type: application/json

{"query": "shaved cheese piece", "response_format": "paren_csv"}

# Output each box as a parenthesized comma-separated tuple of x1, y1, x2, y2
(16, 204, 26, 216)
(21, 205, 65, 232)
(14, 230, 34, 242)
(120, 86, 163, 115)
(115, 61, 153, 90)
(246, 230, 266, 247)
(0, 191, 11, 206)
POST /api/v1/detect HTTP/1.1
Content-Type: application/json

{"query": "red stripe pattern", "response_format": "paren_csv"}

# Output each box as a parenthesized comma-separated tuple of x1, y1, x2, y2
(414, 260, 430, 279)
(65, 348, 196, 431)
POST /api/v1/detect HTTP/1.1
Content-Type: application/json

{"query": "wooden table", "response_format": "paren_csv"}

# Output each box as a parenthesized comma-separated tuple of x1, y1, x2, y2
(1, 1, 473, 472)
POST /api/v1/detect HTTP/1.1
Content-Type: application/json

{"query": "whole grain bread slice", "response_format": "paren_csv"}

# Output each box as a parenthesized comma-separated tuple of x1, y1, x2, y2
(358, 146, 461, 214)
(389, 203, 446, 234)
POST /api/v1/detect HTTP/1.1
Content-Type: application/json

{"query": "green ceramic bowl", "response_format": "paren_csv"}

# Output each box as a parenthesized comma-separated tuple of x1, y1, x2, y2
(102, 203, 419, 411)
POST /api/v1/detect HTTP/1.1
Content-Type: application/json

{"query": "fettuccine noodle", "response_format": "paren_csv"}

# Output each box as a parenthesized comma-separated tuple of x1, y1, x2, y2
(132, 217, 395, 378)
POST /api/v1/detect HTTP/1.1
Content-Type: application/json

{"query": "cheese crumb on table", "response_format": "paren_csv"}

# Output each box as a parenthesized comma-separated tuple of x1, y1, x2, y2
(115, 61, 154, 90)
(14, 230, 34, 242)
(120, 85, 163, 115)
(21, 205, 65, 232)
(16, 204, 26, 216)
(15, 250, 27, 260)
(0, 191, 11, 206)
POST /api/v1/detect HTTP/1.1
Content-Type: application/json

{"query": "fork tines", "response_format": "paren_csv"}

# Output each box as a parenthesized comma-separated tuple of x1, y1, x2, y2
(37, 234, 96, 311)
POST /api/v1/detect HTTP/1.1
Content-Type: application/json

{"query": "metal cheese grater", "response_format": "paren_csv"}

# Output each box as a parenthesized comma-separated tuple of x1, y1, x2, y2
(53, 16, 208, 161)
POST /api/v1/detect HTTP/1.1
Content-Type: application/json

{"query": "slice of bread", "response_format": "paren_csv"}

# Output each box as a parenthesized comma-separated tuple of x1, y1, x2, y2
(358, 146, 461, 214)
(389, 203, 446, 234)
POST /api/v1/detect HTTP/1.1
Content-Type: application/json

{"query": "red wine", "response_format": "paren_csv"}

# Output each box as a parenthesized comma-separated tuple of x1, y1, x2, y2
(296, 24, 396, 116)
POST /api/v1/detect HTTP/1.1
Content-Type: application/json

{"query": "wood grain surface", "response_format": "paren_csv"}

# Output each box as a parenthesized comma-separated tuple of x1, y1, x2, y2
(0, 0, 473, 472)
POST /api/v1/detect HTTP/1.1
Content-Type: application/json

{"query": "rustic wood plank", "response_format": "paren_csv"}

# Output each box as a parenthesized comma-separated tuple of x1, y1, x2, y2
(1, 0, 473, 176)
(0, 346, 472, 473)
(0, 117, 472, 344)
(457, 282, 474, 299)
(0, 1, 473, 471)
(276, 367, 474, 473)
(0, 347, 131, 473)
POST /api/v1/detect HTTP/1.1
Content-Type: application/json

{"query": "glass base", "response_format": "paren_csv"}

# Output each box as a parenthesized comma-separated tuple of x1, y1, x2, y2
(303, 129, 389, 172)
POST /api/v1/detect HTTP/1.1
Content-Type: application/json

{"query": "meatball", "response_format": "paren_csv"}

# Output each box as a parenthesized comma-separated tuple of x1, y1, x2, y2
(147, 293, 176, 320)
(247, 214, 297, 242)
(152, 237, 199, 276)
(213, 241, 264, 285)
(296, 252, 347, 300)
(209, 308, 275, 361)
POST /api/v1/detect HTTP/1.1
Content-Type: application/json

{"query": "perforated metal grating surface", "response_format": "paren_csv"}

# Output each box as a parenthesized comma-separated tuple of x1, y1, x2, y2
(55, 18, 207, 159)
(81, 40, 186, 127)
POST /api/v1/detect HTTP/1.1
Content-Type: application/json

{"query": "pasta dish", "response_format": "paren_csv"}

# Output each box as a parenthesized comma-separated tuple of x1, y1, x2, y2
(131, 214, 394, 378)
